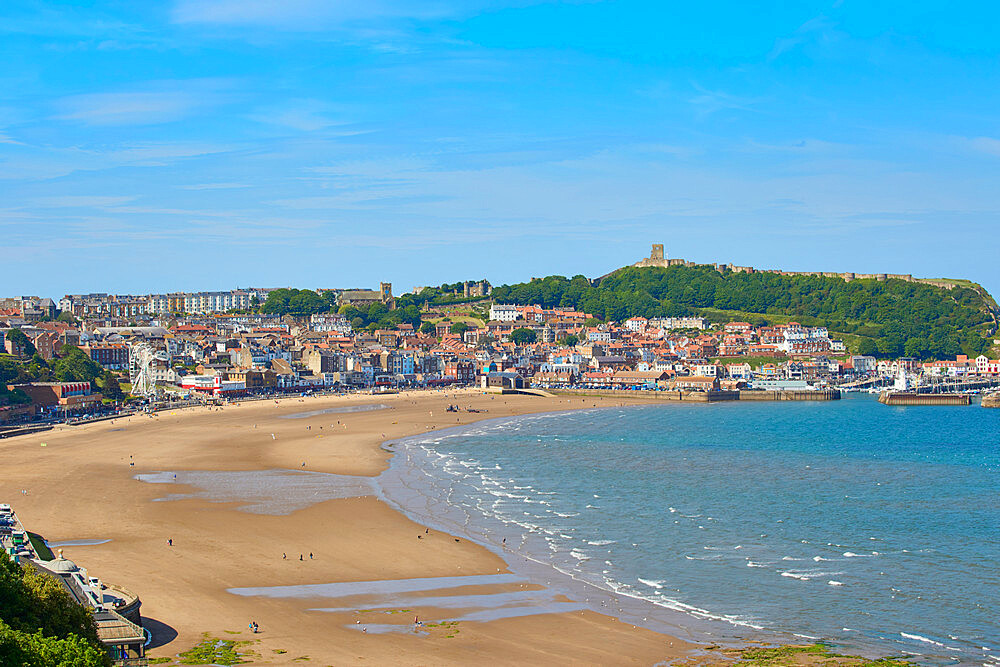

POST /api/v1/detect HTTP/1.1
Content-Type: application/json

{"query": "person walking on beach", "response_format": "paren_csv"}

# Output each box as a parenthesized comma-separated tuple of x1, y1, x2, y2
(299, 554, 304, 561)
(282, 552, 286, 559)
(309, 552, 313, 559)
(168, 538, 172, 547)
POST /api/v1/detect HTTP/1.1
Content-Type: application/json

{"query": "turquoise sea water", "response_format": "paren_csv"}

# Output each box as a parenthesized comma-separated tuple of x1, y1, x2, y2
(381, 395, 1000, 665)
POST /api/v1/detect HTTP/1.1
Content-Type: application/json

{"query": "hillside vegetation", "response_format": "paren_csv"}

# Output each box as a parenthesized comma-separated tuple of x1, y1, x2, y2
(489, 265, 997, 359)
(0, 553, 109, 666)
(1, 345, 126, 407)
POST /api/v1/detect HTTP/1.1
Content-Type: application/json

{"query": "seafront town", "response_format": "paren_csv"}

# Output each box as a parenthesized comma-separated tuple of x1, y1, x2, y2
(2, 281, 997, 667)
(2, 278, 996, 664)
(3, 284, 1000, 426)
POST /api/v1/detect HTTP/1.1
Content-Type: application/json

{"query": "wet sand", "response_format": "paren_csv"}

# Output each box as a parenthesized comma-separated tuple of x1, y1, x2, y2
(0, 389, 701, 665)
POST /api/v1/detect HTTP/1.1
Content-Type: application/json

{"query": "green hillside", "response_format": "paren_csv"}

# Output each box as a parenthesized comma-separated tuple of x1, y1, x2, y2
(488, 265, 998, 359)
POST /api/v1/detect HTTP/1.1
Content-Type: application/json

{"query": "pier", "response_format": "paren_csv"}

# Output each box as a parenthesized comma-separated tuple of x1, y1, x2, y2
(878, 392, 972, 406)
(982, 392, 1000, 408)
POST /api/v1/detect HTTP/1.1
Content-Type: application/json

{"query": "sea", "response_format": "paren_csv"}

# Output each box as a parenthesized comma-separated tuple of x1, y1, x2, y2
(377, 394, 1000, 665)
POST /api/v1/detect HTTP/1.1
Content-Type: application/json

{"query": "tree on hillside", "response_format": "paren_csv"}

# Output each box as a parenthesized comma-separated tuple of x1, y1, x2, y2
(0, 553, 108, 666)
(420, 321, 436, 335)
(0, 358, 32, 407)
(259, 288, 328, 317)
(558, 334, 579, 347)
(4, 330, 35, 358)
(51, 346, 103, 384)
(509, 328, 537, 345)
(0, 619, 107, 667)
(98, 372, 124, 400)
(855, 338, 878, 356)
(27, 354, 52, 382)
(337, 302, 420, 331)
(449, 322, 470, 335)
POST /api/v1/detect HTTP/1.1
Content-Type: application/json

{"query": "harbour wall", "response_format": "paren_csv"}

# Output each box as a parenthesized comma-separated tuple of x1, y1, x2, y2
(878, 392, 972, 406)
(738, 389, 841, 401)
(982, 393, 1000, 408)
(550, 389, 840, 402)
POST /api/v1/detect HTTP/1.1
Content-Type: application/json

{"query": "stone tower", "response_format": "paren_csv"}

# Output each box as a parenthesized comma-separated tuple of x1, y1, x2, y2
(650, 244, 664, 261)
(379, 282, 396, 309)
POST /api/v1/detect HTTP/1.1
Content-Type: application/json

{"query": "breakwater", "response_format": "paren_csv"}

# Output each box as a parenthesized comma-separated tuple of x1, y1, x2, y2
(550, 389, 840, 402)
(878, 392, 971, 406)
(981, 392, 1000, 408)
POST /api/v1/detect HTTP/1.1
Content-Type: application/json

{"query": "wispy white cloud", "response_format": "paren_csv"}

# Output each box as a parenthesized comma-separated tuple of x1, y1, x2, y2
(31, 195, 137, 208)
(967, 136, 1000, 157)
(0, 131, 25, 146)
(688, 84, 762, 116)
(181, 182, 252, 190)
(0, 141, 238, 181)
(767, 15, 838, 62)
(99, 142, 238, 164)
(105, 205, 240, 218)
(744, 138, 851, 154)
(171, 0, 449, 29)
(56, 79, 238, 126)
(248, 99, 346, 132)
(170, 0, 558, 30)
(0, 6, 146, 39)
(58, 91, 201, 125)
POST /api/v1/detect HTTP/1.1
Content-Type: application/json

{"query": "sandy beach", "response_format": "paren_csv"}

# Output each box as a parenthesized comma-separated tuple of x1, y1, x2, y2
(0, 389, 704, 665)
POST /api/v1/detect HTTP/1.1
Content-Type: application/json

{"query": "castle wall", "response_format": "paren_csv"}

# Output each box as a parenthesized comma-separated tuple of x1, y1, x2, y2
(631, 245, 926, 285)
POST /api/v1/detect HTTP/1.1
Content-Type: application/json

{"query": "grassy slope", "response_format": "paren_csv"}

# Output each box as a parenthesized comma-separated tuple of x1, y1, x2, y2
(918, 278, 999, 310)
(423, 314, 485, 326)
(27, 532, 54, 560)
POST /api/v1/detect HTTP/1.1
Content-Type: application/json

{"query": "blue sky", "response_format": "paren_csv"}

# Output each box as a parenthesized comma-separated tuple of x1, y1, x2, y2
(2, 1, 999, 299)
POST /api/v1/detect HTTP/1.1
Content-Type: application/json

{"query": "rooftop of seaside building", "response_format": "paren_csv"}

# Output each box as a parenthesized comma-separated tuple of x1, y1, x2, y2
(94, 609, 145, 645)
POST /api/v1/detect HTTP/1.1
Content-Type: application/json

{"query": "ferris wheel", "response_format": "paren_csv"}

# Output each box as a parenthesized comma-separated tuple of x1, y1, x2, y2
(128, 343, 160, 399)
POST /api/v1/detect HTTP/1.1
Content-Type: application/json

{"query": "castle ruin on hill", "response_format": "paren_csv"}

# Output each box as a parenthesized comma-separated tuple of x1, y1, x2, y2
(635, 244, 918, 283)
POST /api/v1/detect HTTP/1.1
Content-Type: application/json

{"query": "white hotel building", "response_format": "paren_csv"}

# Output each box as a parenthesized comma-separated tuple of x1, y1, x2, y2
(489, 304, 521, 322)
